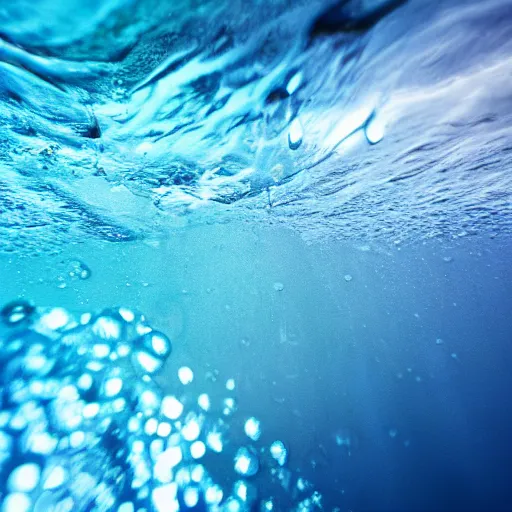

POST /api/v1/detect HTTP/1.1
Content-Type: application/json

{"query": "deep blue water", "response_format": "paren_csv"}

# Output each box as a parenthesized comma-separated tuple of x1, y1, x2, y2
(1, 0, 512, 511)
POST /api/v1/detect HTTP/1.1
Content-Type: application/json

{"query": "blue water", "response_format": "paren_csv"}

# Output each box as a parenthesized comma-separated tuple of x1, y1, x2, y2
(1, 0, 512, 510)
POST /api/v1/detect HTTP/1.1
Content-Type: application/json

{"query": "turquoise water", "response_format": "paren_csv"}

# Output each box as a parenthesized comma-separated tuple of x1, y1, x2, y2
(1, 0, 512, 511)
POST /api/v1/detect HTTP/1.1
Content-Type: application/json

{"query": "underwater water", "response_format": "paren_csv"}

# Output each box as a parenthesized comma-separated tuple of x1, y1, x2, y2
(0, 0, 512, 510)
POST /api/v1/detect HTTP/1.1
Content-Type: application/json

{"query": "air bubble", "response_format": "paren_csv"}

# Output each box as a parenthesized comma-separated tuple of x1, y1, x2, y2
(234, 447, 259, 477)
(273, 282, 284, 292)
(1, 301, 35, 326)
(244, 417, 261, 441)
(270, 440, 287, 466)
(67, 259, 91, 280)
(190, 441, 206, 459)
(178, 367, 194, 385)
(92, 315, 122, 340)
(2, 493, 32, 512)
(7, 463, 41, 492)
(161, 396, 183, 420)
(344, 274, 353, 282)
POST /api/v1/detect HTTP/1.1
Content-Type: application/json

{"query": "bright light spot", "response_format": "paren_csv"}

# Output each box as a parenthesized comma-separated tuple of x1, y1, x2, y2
(43, 466, 67, 490)
(288, 118, 303, 150)
(92, 316, 121, 340)
(77, 373, 93, 391)
(206, 431, 223, 453)
(83, 402, 100, 419)
(205, 485, 223, 505)
(7, 463, 41, 492)
(181, 417, 201, 441)
(152, 483, 178, 512)
(118, 308, 135, 322)
(244, 417, 261, 441)
(154, 447, 183, 482)
(40, 308, 69, 330)
(144, 418, 158, 436)
(178, 367, 194, 385)
(198, 393, 210, 411)
(70, 431, 85, 448)
(183, 487, 199, 508)
(270, 440, 287, 466)
(92, 344, 110, 359)
(226, 378, 235, 391)
(286, 72, 303, 95)
(104, 377, 123, 397)
(135, 141, 154, 155)
(2, 493, 31, 512)
(157, 422, 172, 437)
(140, 390, 160, 411)
(135, 351, 161, 374)
(161, 396, 183, 420)
(190, 441, 206, 459)
(365, 115, 385, 144)
(118, 502, 135, 512)
(325, 105, 373, 149)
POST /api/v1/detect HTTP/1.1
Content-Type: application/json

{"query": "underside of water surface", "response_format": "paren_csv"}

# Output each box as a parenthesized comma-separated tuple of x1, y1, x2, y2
(1, 0, 512, 511)
(1, 0, 511, 252)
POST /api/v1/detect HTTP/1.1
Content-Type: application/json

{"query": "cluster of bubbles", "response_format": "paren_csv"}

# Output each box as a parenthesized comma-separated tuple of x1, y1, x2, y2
(0, 301, 322, 511)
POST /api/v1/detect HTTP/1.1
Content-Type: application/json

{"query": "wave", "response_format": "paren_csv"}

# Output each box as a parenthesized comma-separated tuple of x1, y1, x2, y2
(1, 0, 511, 252)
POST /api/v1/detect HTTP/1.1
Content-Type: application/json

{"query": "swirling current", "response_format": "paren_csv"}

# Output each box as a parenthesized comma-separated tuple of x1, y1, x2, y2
(1, 0, 512, 511)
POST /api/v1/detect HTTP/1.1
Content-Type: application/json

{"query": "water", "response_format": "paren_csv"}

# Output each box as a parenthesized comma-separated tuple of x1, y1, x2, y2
(1, 0, 512, 510)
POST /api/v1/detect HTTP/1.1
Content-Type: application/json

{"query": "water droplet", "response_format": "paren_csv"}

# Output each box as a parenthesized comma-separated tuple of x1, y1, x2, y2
(273, 282, 284, 291)
(288, 118, 303, 150)
(436, 338, 444, 345)
(344, 274, 353, 282)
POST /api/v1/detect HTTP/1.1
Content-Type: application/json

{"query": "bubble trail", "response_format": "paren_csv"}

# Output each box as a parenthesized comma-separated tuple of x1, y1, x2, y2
(0, 301, 321, 511)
